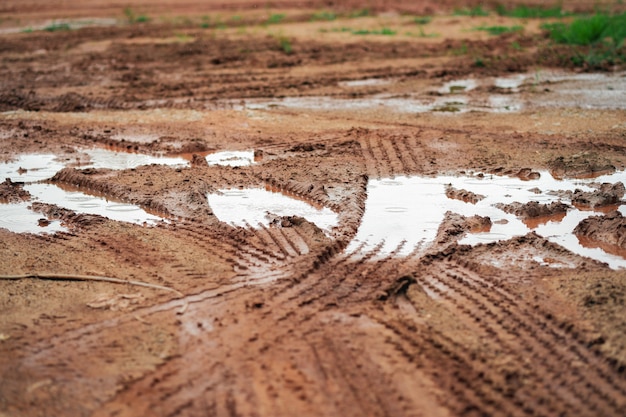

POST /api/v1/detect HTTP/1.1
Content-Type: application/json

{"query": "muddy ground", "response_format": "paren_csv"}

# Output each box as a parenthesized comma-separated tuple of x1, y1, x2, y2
(1, 1, 626, 416)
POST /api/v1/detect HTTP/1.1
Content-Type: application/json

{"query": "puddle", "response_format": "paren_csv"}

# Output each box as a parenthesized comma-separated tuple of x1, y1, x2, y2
(236, 71, 624, 114)
(0, 154, 66, 183)
(530, 72, 626, 110)
(238, 94, 515, 114)
(438, 79, 478, 94)
(0, 183, 166, 234)
(0, 18, 118, 35)
(339, 78, 393, 87)
(348, 171, 626, 269)
(26, 183, 165, 226)
(494, 74, 527, 90)
(206, 151, 255, 167)
(208, 187, 338, 233)
(0, 202, 68, 234)
(78, 148, 188, 170)
(0, 149, 258, 179)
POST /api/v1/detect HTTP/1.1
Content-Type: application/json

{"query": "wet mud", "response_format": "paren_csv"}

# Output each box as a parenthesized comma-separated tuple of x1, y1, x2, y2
(575, 211, 626, 251)
(1, 1, 626, 417)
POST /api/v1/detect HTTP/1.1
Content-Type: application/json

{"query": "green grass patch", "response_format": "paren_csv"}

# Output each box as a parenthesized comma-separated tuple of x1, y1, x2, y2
(453, 6, 489, 17)
(43, 22, 71, 32)
(124, 7, 150, 24)
(310, 11, 337, 21)
(542, 12, 626, 67)
(475, 25, 523, 36)
(544, 13, 626, 46)
(322, 26, 397, 36)
(352, 27, 396, 36)
(265, 13, 286, 25)
(348, 9, 371, 18)
(413, 16, 432, 25)
(496, 5, 568, 18)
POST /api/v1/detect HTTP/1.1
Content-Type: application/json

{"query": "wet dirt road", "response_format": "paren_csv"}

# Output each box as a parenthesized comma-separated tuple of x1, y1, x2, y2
(1, 1, 626, 416)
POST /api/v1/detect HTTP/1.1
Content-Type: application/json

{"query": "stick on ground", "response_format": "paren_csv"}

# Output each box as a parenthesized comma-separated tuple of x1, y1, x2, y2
(0, 273, 187, 314)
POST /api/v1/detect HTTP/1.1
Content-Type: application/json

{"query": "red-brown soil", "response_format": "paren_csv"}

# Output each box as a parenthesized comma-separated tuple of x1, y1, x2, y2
(1, 1, 626, 417)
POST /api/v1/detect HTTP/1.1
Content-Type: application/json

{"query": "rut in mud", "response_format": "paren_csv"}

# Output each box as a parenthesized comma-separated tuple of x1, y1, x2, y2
(2, 1, 626, 417)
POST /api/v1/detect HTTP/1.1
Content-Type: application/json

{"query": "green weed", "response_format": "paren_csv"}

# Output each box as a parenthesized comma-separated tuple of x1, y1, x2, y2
(413, 25, 438, 38)
(543, 12, 626, 66)
(124, 7, 150, 24)
(266, 13, 286, 25)
(451, 42, 468, 56)
(278, 36, 293, 54)
(311, 11, 337, 21)
(475, 25, 523, 36)
(352, 27, 396, 36)
(496, 5, 567, 18)
(348, 9, 371, 18)
(413, 16, 432, 25)
(43, 22, 71, 32)
(545, 13, 626, 46)
(453, 6, 489, 17)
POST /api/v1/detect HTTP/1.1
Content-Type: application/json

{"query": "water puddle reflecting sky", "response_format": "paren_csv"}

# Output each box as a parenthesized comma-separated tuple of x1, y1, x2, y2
(0, 149, 255, 234)
(205, 150, 255, 167)
(27, 183, 165, 226)
(3, 152, 626, 268)
(208, 187, 338, 233)
(348, 171, 626, 269)
(0, 202, 67, 234)
(237, 71, 626, 114)
(79, 148, 188, 170)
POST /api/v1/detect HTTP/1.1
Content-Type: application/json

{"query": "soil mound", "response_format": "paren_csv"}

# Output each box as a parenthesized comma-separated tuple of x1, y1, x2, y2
(574, 210, 626, 249)
(496, 200, 570, 218)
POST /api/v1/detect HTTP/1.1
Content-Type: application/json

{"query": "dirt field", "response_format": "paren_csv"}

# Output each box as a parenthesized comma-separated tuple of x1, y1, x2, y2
(1, 1, 626, 416)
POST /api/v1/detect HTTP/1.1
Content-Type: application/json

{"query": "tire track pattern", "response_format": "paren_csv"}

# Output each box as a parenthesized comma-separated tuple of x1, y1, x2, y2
(355, 131, 432, 179)
(390, 259, 626, 416)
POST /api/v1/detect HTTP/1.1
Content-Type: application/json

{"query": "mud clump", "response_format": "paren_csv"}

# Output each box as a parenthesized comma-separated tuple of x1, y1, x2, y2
(289, 143, 326, 152)
(269, 215, 307, 228)
(445, 185, 485, 204)
(570, 182, 625, 209)
(0, 178, 30, 203)
(548, 154, 615, 179)
(574, 211, 626, 249)
(30, 202, 106, 228)
(516, 168, 541, 181)
(496, 201, 570, 218)
(190, 153, 208, 167)
(435, 211, 492, 245)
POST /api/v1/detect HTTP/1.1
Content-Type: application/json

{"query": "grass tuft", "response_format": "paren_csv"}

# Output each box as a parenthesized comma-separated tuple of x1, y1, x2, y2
(545, 13, 626, 46)
(413, 16, 432, 25)
(43, 22, 71, 32)
(475, 25, 523, 36)
(311, 11, 337, 21)
(454, 6, 489, 17)
(348, 9, 371, 18)
(124, 7, 150, 24)
(352, 27, 396, 36)
(496, 5, 567, 18)
(542, 12, 626, 67)
(266, 13, 286, 25)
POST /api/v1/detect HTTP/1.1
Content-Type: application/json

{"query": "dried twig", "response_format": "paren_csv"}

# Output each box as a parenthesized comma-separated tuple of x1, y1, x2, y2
(0, 273, 187, 314)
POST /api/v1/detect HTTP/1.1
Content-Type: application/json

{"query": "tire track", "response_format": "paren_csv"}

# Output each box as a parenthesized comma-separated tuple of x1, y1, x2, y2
(380, 320, 522, 417)
(449, 258, 626, 396)
(415, 260, 625, 415)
